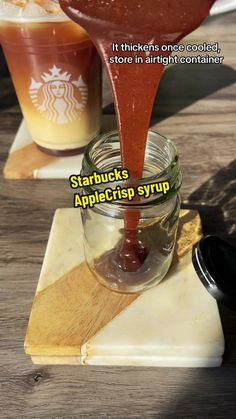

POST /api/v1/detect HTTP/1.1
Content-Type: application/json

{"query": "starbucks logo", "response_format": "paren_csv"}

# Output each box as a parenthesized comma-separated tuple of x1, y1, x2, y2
(29, 65, 88, 124)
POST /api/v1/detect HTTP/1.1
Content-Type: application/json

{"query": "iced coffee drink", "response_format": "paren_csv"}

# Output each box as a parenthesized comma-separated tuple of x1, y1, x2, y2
(0, 1, 101, 155)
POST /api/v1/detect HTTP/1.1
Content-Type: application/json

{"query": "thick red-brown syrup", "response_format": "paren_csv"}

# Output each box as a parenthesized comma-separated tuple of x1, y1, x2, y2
(60, 0, 215, 273)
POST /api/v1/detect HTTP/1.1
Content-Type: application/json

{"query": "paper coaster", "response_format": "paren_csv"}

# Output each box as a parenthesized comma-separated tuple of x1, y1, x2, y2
(24, 209, 224, 367)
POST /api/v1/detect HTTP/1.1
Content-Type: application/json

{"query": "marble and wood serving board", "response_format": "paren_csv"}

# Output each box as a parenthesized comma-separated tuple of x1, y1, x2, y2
(24, 209, 224, 367)
(3, 117, 116, 179)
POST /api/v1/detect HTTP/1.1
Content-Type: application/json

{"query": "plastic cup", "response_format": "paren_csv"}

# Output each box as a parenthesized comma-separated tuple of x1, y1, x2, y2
(0, 14, 102, 155)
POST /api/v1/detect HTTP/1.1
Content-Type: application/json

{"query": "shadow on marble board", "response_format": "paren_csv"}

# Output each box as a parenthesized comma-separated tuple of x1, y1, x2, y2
(183, 159, 236, 243)
(182, 159, 236, 368)
(103, 64, 236, 123)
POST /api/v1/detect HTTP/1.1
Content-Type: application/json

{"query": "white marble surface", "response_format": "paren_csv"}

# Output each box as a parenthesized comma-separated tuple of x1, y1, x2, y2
(36, 208, 84, 293)
(84, 251, 224, 367)
(32, 209, 225, 367)
(10, 120, 32, 153)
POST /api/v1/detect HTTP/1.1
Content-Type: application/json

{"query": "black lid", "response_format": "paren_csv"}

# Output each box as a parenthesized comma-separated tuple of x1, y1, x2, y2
(192, 236, 236, 310)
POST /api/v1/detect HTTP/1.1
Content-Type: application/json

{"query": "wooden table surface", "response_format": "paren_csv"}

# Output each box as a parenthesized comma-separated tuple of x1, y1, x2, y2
(1, 11, 236, 419)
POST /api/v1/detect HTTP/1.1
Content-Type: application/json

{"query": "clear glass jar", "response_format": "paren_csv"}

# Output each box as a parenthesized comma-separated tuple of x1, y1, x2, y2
(81, 130, 182, 293)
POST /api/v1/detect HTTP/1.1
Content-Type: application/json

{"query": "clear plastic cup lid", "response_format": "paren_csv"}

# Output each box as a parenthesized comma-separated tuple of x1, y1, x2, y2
(0, 0, 69, 22)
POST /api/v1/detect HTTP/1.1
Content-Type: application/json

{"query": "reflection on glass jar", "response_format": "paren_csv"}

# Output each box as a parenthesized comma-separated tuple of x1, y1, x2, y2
(81, 131, 182, 293)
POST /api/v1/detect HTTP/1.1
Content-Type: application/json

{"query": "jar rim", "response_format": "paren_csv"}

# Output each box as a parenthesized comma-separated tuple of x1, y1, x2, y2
(81, 130, 182, 212)
(84, 129, 179, 183)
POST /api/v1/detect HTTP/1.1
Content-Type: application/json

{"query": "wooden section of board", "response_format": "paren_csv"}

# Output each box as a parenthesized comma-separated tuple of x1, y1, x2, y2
(25, 262, 138, 356)
(3, 143, 57, 179)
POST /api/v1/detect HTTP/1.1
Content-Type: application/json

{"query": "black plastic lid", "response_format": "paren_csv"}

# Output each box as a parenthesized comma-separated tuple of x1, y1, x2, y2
(192, 236, 236, 310)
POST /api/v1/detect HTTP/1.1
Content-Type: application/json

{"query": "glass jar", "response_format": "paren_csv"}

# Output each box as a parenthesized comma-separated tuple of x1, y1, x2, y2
(81, 130, 182, 293)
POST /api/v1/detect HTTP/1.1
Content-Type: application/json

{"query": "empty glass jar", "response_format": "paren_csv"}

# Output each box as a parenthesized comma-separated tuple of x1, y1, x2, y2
(81, 130, 182, 293)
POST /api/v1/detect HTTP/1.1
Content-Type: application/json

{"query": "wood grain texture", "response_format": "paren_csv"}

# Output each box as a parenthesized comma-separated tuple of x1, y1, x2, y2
(25, 262, 137, 356)
(1, 11, 236, 419)
(3, 143, 58, 179)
